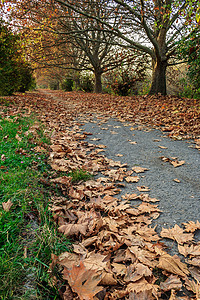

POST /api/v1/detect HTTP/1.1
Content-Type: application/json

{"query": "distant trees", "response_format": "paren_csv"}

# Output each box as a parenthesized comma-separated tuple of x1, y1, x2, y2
(0, 19, 35, 96)
(2, 0, 198, 95)
(53, 0, 198, 95)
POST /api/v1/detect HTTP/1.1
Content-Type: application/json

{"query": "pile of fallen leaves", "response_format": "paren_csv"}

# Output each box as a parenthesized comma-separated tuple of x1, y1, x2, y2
(1, 90, 200, 299)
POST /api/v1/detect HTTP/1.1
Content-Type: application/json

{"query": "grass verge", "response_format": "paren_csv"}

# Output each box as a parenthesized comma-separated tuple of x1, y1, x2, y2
(0, 113, 70, 299)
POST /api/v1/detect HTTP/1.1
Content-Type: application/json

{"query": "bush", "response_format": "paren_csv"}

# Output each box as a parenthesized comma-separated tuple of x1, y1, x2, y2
(79, 72, 94, 92)
(178, 78, 200, 99)
(61, 77, 74, 91)
(110, 68, 146, 96)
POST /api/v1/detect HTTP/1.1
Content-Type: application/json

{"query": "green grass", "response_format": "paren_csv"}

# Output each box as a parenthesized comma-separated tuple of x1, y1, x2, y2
(68, 169, 93, 182)
(0, 114, 70, 299)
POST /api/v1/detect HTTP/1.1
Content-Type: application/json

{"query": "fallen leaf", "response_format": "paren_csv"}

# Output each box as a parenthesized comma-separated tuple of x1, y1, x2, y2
(63, 261, 103, 300)
(137, 186, 150, 192)
(183, 220, 200, 233)
(15, 133, 22, 141)
(160, 224, 194, 245)
(158, 253, 189, 277)
(160, 274, 182, 291)
(158, 145, 168, 149)
(170, 160, 185, 167)
(125, 176, 140, 183)
(2, 199, 13, 212)
(58, 223, 88, 236)
(132, 166, 148, 173)
(178, 244, 200, 257)
(129, 141, 137, 144)
(173, 178, 180, 183)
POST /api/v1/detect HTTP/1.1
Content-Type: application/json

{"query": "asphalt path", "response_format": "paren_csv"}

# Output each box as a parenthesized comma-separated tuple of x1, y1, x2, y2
(81, 116, 200, 253)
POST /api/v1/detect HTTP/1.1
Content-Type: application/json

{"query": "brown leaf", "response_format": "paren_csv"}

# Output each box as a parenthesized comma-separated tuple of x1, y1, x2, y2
(158, 253, 189, 277)
(127, 278, 159, 296)
(125, 176, 140, 183)
(63, 261, 103, 300)
(2, 199, 13, 212)
(160, 274, 182, 291)
(124, 263, 152, 283)
(51, 176, 72, 186)
(112, 263, 127, 276)
(173, 178, 181, 183)
(160, 224, 194, 245)
(170, 160, 185, 167)
(178, 244, 200, 257)
(58, 223, 88, 236)
(184, 277, 200, 296)
(132, 166, 148, 173)
(183, 220, 200, 233)
(137, 186, 150, 192)
(139, 194, 159, 202)
(189, 266, 200, 282)
(129, 290, 154, 300)
(100, 272, 117, 286)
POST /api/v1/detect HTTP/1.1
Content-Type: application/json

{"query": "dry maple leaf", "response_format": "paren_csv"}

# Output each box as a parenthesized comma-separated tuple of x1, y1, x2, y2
(160, 224, 194, 245)
(58, 223, 88, 236)
(132, 166, 148, 173)
(129, 290, 154, 300)
(125, 176, 140, 183)
(127, 278, 159, 297)
(2, 199, 13, 212)
(183, 220, 200, 233)
(157, 253, 189, 277)
(137, 186, 150, 192)
(184, 277, 200, 297)
(170, 160, 185, 167)
(160, 274, 182, 291)
(124, 263, 152, 283)
(139, 194, 159, 203)
(178, 244, 200, 257)
(63, 261, 103, 300)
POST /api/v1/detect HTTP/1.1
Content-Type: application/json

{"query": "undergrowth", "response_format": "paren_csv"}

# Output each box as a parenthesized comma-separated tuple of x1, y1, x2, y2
(0, 114, 70, 299)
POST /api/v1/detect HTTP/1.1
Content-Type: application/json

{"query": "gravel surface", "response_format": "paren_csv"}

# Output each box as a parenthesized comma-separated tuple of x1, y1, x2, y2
(81, 116, 200, 253)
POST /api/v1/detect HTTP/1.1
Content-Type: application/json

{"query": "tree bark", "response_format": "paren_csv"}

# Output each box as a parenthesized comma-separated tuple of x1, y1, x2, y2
(94, 71, 102, 93)
(149, 59, 167, 95)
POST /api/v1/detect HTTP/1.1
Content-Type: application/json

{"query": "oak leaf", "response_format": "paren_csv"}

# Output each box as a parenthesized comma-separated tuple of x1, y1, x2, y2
(63, 261, 103, 300)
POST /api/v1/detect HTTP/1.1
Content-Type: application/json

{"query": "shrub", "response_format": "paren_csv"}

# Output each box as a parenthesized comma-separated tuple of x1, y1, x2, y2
(61, 77, 74, 91)
(110, 68, 146, 96)
(79, 72, 94, 92)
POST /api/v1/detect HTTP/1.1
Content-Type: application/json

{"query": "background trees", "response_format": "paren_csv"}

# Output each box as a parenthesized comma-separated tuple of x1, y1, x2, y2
(53, 0, 198, 95)
(1, 0, 199, 96)
(0, 19, 35, 96)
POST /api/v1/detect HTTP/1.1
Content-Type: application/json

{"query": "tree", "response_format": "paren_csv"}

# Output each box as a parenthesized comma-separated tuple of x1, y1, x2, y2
(3, 0, 198, 95)
(2, 0, 144, 93)
(0, 18, 35, 96)
(52, 0, 198, 95)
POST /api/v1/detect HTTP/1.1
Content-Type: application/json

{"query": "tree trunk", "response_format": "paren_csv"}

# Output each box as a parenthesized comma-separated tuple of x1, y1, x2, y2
(94, 71, 102, 93)
(149, 59, 167, 96)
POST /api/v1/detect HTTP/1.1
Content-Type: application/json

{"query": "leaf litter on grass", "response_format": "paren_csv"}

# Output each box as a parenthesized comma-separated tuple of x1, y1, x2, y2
(2, 90, 200, 299)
